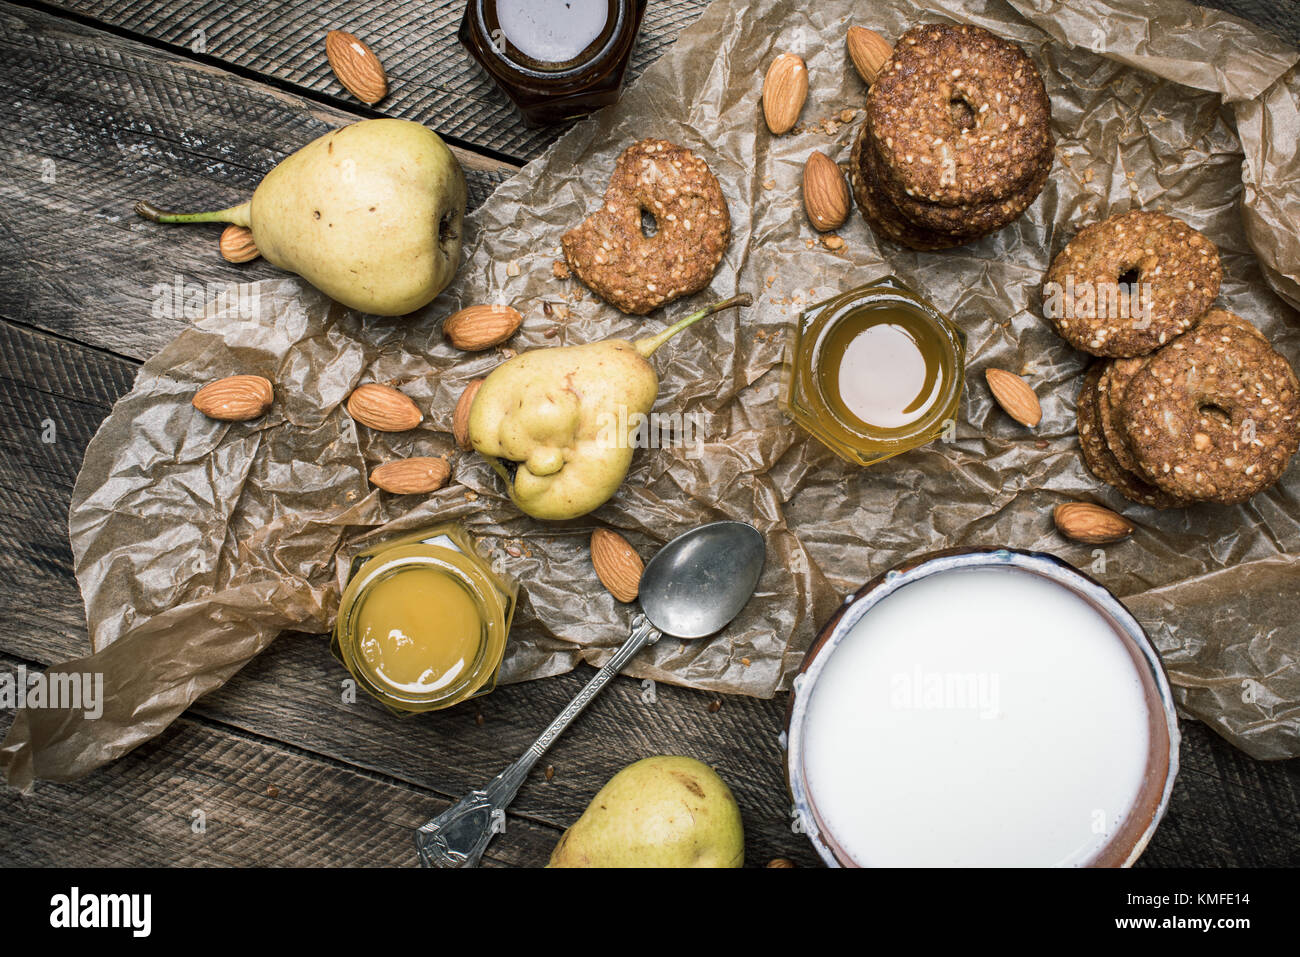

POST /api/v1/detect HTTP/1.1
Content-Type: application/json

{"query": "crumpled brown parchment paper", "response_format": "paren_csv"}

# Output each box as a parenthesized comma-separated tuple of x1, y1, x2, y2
(5, 0, 1300, 789)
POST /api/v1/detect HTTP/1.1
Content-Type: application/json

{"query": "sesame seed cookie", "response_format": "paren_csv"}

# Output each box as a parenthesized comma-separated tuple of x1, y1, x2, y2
(865, 23, 1052, 208)
(1122, 321, 1300, 504)
(1042, 210, 1222, 357)
(561, 139, 730, 315)
(850, 118, 978, 251)
(1078, 363, 1188, 509)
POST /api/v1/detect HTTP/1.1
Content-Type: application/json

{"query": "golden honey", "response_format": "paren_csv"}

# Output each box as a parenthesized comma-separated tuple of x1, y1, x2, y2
(332, 524, 518, 713)
(782, 277, 965, 466)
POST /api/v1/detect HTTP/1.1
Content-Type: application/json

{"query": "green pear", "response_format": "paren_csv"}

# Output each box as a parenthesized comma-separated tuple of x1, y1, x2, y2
(468, 294, 750, 521)
(136, 118, 467, 316)
(548, 756, 744, 868)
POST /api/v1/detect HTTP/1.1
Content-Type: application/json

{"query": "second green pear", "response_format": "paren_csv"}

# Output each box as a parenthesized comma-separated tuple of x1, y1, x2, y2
(547, 756, 745, 867)
(137, 118, 467, 316)
(468, 294, 750, 521)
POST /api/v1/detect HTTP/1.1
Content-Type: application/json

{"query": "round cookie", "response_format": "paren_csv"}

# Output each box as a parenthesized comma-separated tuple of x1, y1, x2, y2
(850, 118, 969, 251)
(1123, 322, 1300, 504)
(1078, 364, 1187, 509)
(865, 23, 1052, 208)
(1042, 210, 1222, 357)
(562, 139, 730, 315)
(882, 145, 1052, 237)
(1099, 310, 1267, 474)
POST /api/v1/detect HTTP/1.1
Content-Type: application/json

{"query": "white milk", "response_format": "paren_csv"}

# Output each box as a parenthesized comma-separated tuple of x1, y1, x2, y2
(801, 566, 1151, 867)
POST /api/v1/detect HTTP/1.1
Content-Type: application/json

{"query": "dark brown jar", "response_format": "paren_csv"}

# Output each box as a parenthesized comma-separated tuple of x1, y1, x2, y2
(459, 0, 647, 127)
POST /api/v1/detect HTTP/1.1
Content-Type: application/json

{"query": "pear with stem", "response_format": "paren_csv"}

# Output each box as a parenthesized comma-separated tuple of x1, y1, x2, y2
(469, 294, 752, 520)
(136, 118, 466, 316)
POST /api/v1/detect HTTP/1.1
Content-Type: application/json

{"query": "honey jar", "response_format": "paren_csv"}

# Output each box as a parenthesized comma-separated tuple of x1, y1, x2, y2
(782, 276, 966, 466)
(332, 523, 518, 714)
(459, 0, 647, 127)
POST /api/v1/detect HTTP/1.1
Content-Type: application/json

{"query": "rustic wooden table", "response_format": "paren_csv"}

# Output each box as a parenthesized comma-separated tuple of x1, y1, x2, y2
(1, 0, 1297, 868)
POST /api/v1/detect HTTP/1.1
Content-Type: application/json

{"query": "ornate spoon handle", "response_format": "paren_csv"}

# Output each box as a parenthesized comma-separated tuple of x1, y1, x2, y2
(415, 613, 661, 868)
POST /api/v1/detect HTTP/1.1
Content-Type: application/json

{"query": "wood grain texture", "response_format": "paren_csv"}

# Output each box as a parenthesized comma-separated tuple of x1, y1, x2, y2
(0, 3, 511, 361)
(0, 656, 561, 867)
(34, 0, 714, 163)
(1, 316, 1296, 866)
(0, 0, 1298, 868)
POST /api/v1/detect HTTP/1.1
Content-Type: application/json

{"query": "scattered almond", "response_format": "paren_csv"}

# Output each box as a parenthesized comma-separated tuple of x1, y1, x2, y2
(762, 53, 808, 135)
(767, 858, 797, 868)
(193, 375, 273, 421)
(443, 304, 523, 351)
(802, 150, 851, 232)
(590, 528, 643, 603)
(821, 234, 845, 251)
(846, 27, 892, 85)
(346, 383, 422, 432)
(453, 379, 483, 451)
(369, 457, 450, 495)
(325, 30, 387, 105)
(1053, 502, 1135, 544)
(219, 225, 259, 263)
(985, 368, 1042, 428)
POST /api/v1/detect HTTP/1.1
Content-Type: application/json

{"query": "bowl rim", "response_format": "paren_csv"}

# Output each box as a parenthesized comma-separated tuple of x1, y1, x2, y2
(784, 545, 1181, 868)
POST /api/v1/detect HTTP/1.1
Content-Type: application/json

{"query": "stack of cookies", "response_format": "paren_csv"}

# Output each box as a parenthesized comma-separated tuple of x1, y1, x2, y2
(1045, 210, 1300, 506)
(849, 23, 1053, 250)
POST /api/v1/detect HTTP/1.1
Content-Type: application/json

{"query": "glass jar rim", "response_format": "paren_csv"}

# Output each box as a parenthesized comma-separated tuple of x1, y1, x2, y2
(336, 543, 507, 710)
(467, 0, 631, 82)
(798, 283, 965, 450)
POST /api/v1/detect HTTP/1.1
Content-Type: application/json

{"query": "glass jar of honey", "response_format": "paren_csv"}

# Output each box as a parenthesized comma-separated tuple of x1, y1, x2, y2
(332, 523, 518, 714)
(782, 276, 966, 467)
(459, 0, 647, 127)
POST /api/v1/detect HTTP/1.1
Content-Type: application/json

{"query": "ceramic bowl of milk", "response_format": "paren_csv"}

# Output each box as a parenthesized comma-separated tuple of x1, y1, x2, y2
(785, 547, 1179, 867)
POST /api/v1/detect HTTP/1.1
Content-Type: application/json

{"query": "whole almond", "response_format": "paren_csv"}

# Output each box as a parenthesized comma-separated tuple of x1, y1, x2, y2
(590, 529, 644, 603)
(347, 383, 422, 432)
(762, 53, 808, 135)
(985, 368, 1042, 428)
(325, 30, 387, 105)
(193, 375, 273, 421)
(802, 151, 851, 232)
(1054, 502, 1135, 544)
(369, 457, 450, 495)
(454, 379, 484, 451)
(219, 224, 260, 263)
(444, 304, 523, 351)
(846, 27, 892, 85)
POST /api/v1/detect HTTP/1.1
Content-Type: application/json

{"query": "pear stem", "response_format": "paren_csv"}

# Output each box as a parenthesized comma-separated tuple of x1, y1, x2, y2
(634, 293, 754, 358)
(135, 200, 252, 227)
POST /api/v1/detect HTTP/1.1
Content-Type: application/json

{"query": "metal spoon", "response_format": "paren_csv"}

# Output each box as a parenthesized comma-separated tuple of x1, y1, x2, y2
(415, 521, 766, 868)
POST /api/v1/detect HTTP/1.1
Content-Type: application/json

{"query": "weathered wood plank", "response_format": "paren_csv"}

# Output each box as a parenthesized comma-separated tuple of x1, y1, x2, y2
(37, 0, 714, 163)
(2, 317, 1297, 866)
(0, 3, 513, 361)
(0, 655, 561, 867)
(1196, 0, 1300, 47)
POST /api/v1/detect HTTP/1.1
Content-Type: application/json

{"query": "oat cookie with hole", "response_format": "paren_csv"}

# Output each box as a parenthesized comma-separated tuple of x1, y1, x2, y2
(1078, 364, 1188, 509)
(1122, 322, 1300, 504)
(1043, 210, 1222, 357)
(1098, 310, 1265, 474)
(865, 23, 1052, 208)
(561, 139, 730, 315)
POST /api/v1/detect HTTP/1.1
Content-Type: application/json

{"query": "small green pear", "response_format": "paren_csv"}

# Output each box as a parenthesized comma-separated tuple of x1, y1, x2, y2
(469, 294, 751, 521)
(136, 118, 467, 316)
(548, 756, 745, 868)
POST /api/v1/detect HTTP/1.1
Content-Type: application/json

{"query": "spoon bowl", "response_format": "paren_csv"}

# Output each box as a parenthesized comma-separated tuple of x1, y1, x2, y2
(640, 521, 766, 638)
